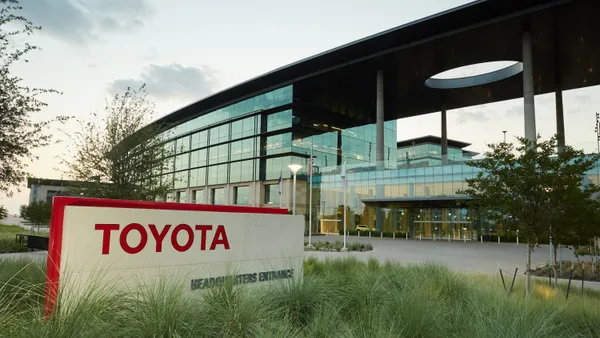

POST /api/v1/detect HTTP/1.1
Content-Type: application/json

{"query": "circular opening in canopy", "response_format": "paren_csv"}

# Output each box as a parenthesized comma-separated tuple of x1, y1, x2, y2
(425, 60, 523, 89)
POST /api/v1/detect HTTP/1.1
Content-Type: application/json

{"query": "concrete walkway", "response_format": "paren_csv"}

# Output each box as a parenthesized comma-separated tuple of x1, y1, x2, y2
(305, 235, 579, 274)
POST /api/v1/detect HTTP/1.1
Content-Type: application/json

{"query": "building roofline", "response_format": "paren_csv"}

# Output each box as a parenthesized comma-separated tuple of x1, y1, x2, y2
(396, 135, 472, 149)
(143, 0, 568, 135)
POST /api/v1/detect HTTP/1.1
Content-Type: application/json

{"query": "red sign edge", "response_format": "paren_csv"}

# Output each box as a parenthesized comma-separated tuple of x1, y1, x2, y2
(42, 196, 288, 318)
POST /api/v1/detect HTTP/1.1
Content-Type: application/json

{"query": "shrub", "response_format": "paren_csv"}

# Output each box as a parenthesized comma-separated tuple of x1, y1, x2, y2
(0, 239, 26, 254)
(2, 257, 600, 337)
(304, 241, 373, 252)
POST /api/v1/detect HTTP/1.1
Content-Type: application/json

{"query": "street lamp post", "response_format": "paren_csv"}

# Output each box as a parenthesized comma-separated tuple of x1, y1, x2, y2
(287, 164, 302, 215)
(502, 130, 507, 143)
(307, 144, 315, 248)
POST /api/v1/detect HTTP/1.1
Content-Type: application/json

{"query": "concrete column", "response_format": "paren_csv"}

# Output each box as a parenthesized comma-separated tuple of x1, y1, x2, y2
(375, 70, 384, 231)
(376, 70, 385, 169)
(555, 89, 565, 153)
(553, 23, 565, 153)
(522, 31, 537, 143)
(441, 106, 448, 164)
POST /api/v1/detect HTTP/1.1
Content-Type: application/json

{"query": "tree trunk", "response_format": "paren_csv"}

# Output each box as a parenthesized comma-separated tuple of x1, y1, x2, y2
(553, 244, 559, 287)
(526, 242, 532, 297)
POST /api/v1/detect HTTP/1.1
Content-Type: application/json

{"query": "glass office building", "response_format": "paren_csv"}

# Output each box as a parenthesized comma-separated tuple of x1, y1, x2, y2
(151, 83, 600, 240)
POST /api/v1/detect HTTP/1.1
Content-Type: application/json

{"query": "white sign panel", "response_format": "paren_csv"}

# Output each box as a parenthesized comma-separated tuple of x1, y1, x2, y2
(44, 197, 303, 316)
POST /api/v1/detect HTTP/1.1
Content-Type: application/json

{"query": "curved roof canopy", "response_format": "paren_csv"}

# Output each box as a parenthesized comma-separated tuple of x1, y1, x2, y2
(151, 0, 599, 132)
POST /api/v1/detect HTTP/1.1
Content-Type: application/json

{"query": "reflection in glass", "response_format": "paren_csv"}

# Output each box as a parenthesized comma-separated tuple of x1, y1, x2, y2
(235, 186, 249, 205)
(212, 188, 225, 205)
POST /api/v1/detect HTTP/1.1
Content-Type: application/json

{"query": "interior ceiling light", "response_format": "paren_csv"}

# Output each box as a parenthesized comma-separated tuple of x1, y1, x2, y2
(425, 61, 523, 89)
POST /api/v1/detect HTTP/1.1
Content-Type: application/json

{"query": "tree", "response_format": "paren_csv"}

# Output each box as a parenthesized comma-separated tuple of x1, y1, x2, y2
(0, 1, 68, 196)
(19, 200, 51, 230)
(458, 135, 599, 296)
(547, 178, 600, 285)
(0, 205, 7, 220)
(63, 85, 173, 201)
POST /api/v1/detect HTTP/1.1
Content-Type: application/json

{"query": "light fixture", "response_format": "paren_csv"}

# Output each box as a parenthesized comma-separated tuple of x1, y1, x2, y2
(288, 164, 302, 174)
(288, 164, 303, 215)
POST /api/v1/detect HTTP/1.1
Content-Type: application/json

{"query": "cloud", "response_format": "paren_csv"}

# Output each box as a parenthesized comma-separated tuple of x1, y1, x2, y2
(575, 94, 591, 103)
(505, 105, 521, 118)
(18, 0, 154, 45)
(108, 63, 219, 101)
(455, 106, 495, 124)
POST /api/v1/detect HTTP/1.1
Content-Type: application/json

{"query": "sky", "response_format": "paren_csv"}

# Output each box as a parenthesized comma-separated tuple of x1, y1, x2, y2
(1, 0, 598, 214)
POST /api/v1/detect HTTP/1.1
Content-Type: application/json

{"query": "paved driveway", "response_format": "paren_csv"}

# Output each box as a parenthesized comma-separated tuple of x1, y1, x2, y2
(304, 235, 580, 275)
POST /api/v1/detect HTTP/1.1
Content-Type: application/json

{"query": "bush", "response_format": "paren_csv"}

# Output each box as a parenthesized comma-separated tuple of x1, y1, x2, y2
(0, 239, 26, 254)
(304, 241, 373, 252)
(2, 257, 600, 337)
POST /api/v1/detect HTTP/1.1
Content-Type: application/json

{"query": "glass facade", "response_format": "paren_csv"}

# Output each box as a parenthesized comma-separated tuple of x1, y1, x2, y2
(147, 81, 600, 241)
(156, 85, 293, 203)
(316, 155, 600, 239)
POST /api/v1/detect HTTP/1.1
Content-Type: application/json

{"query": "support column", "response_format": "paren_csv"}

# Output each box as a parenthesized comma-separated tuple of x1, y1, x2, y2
(441, 106, 448, 164)
(376, 70, 385, 169)
(555, 89, 565, 153)
(522, 31, 537, 143)
(554, 23, 565, 153)
(375, 70, 384, 231)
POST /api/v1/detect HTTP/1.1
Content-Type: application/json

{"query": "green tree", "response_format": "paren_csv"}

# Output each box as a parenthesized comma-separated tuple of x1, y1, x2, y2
(0, 205, 7, 220)
(19, 200, 51, 230)
(63, 85, 173, 201)
(0, 1, 68, 196)
(547, 179, 600, 285)
(458, 135, 599, 296)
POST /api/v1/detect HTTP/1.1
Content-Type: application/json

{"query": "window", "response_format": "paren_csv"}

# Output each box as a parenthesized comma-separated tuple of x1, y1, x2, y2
(191, 131, 208, 149)
(230, 160, 254, 183)
(164, 156, 175, 173)
(231, 116, 255, 140)
(176, 191, 187, 203)
(209, 144, 229, 165)
(176, 136, 190, 153)
(234, 186, 250, 205)
(265, 133, 291, 155)
(175, 154, 189, 171)
(163, 141, 175, 155)
(208, 164, 228, 185)
(192, 190, 204, 203)
(190, 167, 206, 187)
(159, 85, 292, 140)
(230, 138, 254, 161)
(161, 173, 174, 189)
(264, 184, 280, 204)
(174, 171, 189, 189)
(190, 149, 207, 167)
(209, 124, 229, 145)
(267, 110, 292, 132)
(212, 188, 225, 205)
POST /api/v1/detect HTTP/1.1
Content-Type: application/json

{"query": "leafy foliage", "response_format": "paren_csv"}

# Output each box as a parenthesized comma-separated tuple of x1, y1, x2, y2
(0, 0, 68, 196)
(458, 135, 600, 295)
(3, 257, 600, 337)
(63, 85, 173, 201)
(19, 201, 50, 226)
(0, 205, 7, 220)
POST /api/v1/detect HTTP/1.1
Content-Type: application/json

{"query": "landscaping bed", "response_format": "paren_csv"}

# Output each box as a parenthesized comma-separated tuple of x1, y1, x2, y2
(2, 257, 600, 337)
(304, 240, 373, 252)
(532, 260, 600, 282)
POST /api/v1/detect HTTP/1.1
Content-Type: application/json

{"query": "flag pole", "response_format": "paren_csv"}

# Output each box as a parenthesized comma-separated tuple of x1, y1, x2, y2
(279, 160, 283, 209)
(307, 143, 314, 248)
(342, 153, 348, 252)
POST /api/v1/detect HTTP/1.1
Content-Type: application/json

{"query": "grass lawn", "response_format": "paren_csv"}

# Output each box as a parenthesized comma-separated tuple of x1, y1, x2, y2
(1, 257, 600, 337)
